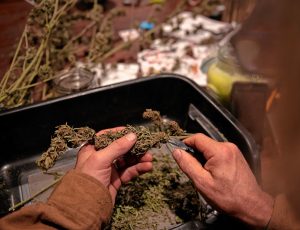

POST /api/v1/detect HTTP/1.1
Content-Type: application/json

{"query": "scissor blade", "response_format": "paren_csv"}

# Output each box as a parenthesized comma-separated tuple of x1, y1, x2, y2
(168, 139, 195, 154)
(167, 139, 206, 165)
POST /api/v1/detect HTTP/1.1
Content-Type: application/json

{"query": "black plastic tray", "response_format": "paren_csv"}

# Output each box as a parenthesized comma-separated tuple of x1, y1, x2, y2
(0, 74, 259, 228)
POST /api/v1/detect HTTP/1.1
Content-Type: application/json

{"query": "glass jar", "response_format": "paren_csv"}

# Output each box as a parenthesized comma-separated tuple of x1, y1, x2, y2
(53, 67, 95, 96)
(207, 43, 261, 104)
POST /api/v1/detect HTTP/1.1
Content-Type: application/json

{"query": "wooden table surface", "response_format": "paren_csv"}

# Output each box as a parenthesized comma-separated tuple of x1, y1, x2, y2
(0, 0, 32, 78)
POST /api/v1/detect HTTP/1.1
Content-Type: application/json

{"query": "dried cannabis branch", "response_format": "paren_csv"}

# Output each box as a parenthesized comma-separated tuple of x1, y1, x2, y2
(8, 177, 62, 212)
(94, 125, 169, 155)
(36, 124, 95, 170)
(0, 0, 77, 109)
(0, 0, 124, 110)
(36, 109, 187, 171)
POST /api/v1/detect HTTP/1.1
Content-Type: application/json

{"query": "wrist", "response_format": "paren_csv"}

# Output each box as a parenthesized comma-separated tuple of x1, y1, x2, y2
(238, 190, 274, 228)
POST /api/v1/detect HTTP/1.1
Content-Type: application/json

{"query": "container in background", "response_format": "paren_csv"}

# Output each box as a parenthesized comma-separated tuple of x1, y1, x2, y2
(207, 43, 262, 104)
(53, 67, 95, 96)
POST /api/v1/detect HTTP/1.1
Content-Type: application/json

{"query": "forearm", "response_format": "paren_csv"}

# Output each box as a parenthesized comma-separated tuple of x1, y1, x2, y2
(0, 170, 113, 230)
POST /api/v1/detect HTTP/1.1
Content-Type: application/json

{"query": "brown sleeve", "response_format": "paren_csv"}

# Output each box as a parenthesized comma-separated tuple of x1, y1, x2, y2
(0, 169, 113, 230)
(268, 194, 300, 230)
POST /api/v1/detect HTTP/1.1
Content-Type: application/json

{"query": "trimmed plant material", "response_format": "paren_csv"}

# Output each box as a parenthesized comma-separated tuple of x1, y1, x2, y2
(105, 152, 202, 229)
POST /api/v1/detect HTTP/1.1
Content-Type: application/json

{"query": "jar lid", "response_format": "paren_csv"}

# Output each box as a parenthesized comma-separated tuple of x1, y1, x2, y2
(218, 43, 241, 68)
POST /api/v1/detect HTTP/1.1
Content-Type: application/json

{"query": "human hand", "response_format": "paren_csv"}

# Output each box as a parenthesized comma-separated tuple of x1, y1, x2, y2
(75, 127, 153, 203)
(172, 133, 274, 228)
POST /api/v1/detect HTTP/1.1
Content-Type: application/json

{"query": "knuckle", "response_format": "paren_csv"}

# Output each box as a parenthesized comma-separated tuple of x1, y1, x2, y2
(219, 145, 231, 155)
(113, 138, 122, 146)
(126, 168, 139, 180)
(89, 152, 101, 162)
(219, 144, 236, 161)
(225, 142, 239, 152)
(130, 168, 139, 178)
(109, 136, 135, 155)
(195, 133, 206, 139)
(112, 138, 127, 151)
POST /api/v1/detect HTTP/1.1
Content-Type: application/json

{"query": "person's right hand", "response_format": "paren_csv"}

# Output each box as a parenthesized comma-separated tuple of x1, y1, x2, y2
(172, 133, 274, 228)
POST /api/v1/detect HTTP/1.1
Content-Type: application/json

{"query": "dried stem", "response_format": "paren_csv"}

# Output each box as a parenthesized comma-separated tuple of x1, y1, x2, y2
(0, 28, 26, 92)
(60, 21, 97, 54)
(9, 177, 61, 212)
(0, 0, 77, 108)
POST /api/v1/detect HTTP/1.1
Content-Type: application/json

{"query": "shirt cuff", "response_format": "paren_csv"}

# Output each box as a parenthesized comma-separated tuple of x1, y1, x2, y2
(267, 194, 300, 230)
(47, 169, 113, 228)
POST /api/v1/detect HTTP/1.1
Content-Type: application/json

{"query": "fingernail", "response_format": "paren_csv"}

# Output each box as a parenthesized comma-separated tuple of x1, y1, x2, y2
(125, 133, 136, 141)
(172, 149, 182, 159)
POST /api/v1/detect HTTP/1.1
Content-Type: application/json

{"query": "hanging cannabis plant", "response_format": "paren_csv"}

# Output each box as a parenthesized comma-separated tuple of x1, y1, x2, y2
(0, 0, 124, 110)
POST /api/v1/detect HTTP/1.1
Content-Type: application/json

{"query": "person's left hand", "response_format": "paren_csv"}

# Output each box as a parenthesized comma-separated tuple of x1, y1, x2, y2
(75, 127, 153, 203)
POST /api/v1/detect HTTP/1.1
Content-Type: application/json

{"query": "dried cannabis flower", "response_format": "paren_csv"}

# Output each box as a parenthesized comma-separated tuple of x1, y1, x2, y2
(143, 109, 163, 127)
(164, 120, 185, 136)
(36, 109, 186, 171)
(36, 124, 95, 171)
(36, 137, 68, 170)
(143, 109, 185, 136)
(94, 125, 169, 155)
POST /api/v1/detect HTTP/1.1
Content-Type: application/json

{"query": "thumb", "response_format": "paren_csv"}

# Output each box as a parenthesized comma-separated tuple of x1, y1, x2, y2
(100, 133, 137, 165)
(172, 149, 212, 188)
